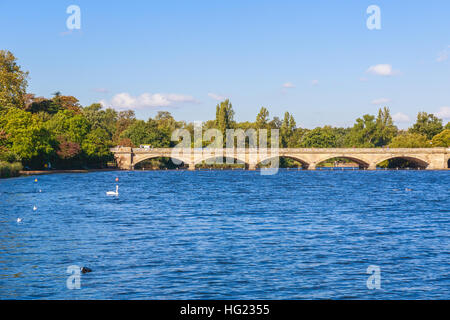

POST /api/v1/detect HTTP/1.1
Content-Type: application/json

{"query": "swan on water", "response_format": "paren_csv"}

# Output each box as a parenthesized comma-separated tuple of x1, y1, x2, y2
(106, 185, 119, 196)
(17, 218, 23, 223)
(33, 206, 37, 211)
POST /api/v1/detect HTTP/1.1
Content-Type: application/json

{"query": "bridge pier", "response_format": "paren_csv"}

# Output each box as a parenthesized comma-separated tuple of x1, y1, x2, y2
(248, 164, 257, 171)
(308, 163, 316, 170)
(188, 163, 196, 171)
(367, 163, 377, 171)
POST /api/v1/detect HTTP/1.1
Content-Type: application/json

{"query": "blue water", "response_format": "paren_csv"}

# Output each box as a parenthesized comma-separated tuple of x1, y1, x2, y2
(0, 170, 448, 300)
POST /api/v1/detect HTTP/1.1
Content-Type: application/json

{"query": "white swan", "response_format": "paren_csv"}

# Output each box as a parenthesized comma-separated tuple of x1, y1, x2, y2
(33, 206, 37, 211)
(106, 185, 119, 196)
(17, 218, 23, 223)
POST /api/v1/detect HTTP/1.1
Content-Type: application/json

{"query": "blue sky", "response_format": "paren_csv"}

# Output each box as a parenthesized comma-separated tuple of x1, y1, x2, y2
(1, 0, 449, 128)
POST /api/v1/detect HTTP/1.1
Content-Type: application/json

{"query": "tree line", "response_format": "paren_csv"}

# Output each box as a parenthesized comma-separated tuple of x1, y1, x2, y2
(1, 50, 449, 172)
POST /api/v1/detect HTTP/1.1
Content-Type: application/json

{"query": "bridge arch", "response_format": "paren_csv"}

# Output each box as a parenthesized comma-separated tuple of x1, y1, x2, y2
(193, 155, 248, 166)
(194, 155, 249, 168)
(257, 155, 310, 168)
(133, 154, 190, 168)
(314, 155, 370, 169)
(375, 155, 430, 169)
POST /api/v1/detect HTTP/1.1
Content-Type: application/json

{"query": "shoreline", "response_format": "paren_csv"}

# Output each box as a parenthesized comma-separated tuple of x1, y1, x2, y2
(19, 168, 120, 176)
(12, 167, 449, 178)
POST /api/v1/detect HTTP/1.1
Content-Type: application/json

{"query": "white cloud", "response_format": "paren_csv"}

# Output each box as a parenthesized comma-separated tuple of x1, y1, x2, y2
(282, 82, 295, 88)
(371, 98, 391, 105)
(436, 46, 450, 62)
(367, 64, 398, 76)
(311, 80, 319, 86)
(207, 93, 226, 101)
(101, 92, 197, 110)
(392, 112, 411, 123)
(435, 106, 450, 120)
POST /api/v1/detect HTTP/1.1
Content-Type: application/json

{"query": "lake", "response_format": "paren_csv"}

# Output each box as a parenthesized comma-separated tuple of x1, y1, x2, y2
(0, 170, 448, 299)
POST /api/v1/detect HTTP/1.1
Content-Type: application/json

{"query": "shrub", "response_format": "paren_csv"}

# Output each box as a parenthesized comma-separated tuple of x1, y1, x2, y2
(0, 161, 23, 178)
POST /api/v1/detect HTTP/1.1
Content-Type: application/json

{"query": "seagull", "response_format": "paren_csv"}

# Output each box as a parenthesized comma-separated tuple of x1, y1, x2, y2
(17, 218, 23, 223)
(33, 206, 37, 211)
(106, 185, 119, 196)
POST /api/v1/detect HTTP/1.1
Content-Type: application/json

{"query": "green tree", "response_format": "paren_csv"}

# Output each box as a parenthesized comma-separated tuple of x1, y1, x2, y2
(374, 107, 397, 146)
(409, 112, 443, 139)
(431, 129, 450, 147)
(300, 126, 338, 148)
(215, 99, 235, 133)
(389, 133, 430, 148)
(0, 108, 54, 166)
(114, 110, 136, 143)
(346, 114, 377, 147)
(255, 107, 270, 129)
(82, 127, 113, 164)
(46, 109, 90, 144)
(0, 50, 28, 110)
(120, 119, 173, 147)
(269, 116, 282, 129)
(83, 103, 117, 137)
(280, 112, 296, 147)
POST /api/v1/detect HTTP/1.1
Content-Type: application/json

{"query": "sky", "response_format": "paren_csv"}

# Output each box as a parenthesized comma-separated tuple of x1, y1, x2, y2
(1, 0, 449, 129)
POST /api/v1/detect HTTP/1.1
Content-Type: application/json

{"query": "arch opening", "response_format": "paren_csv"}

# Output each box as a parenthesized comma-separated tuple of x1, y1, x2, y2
(447, 158, 450, 169)
(133, 156, 187, 170)
(195, 156, 247, 169)
(317, 157, 369, 170)
(376, 157, 429, 169)
(257, 156, 309, 169)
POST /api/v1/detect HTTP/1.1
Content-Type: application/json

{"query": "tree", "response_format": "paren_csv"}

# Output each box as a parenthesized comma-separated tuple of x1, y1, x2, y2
(389, 133, 430, 148)
(269, 116, 282, 129)
(0, 50, 28, 110)
(26, 96, 61, 114)
(46, 109, 90, 144)
(409, 112, 443, 140)
(431, 129, 450, 147)
(374, 107, 397, 146)
(82, 127, 113, 164)
(0, 108, 54, 166)
(280, 112, 296, 147)
(215, 99, 235, 133)
(300, 126, 338, 148)
(52, 94, 82, 113)
(120, 119, 172, 147)
(83, 103, 117, 137)
(256, 107, 270, 129)
(346, 114, 377, 147)
(56, 135, 81, 159)
(114, 110, 136, 143)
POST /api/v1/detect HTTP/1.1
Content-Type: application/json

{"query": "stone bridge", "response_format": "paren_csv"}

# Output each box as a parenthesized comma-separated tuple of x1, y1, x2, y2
(111, 147, 450, 170)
